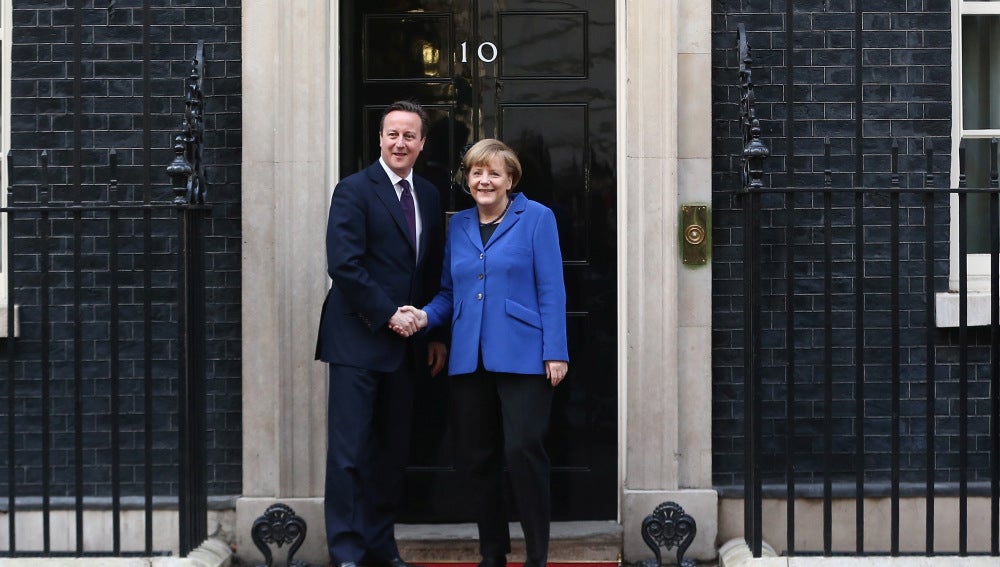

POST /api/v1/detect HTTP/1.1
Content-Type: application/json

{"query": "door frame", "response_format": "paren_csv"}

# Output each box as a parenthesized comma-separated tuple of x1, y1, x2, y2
(236, 0, 718, 563)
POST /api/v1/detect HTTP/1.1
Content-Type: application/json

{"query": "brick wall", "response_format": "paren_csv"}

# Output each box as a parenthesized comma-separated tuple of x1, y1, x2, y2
(2, 0, 241, 499)
(712, 2, 997, 490)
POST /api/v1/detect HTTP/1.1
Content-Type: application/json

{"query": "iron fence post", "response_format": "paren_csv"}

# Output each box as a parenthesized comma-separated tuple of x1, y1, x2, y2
(177, 201, 210, 555)
(168, 40, 210, 555)
(737, 23, 768, 558)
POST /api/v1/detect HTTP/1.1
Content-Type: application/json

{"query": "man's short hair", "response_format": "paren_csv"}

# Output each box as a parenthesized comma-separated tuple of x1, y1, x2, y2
(379, 100, 430, 139)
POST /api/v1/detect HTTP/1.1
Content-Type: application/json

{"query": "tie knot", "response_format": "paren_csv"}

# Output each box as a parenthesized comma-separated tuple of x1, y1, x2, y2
(399, 179, 411, 194)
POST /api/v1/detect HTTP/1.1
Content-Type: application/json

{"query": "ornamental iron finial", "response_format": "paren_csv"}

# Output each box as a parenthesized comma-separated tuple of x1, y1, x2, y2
(640, 501, 697, 567)
(737, 24, 769, 192)
(166, 40, 207, 205)
(250, 503, 308, 567)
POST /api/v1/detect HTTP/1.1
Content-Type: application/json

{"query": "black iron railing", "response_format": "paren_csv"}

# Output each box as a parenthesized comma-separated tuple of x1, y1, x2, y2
(0, 43, 210, 558)
(737, 142, 1000, 558)
(735, 26, 1000, 558)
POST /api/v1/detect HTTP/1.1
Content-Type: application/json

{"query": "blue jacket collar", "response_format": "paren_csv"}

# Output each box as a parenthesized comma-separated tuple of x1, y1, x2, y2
(460, 192, 527, 251)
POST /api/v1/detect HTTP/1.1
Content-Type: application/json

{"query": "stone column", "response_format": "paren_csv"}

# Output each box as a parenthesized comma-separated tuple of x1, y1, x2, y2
(236, 1, 334, 564)
(619, 0, 717, 562)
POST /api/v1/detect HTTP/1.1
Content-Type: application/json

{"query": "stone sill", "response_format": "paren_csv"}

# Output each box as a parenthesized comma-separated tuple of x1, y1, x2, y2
(719, 538, 1000, 567)
(0, 538, 231, 567)
(934, 291, 996, 328)
(0, 304, 19, 338)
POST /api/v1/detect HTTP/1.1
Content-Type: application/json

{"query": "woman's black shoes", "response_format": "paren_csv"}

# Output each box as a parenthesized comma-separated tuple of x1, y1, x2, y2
(477, 556, 507, 567)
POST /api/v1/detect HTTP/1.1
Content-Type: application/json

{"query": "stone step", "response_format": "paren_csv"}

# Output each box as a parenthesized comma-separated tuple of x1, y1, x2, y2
(396, 521, 623, 564)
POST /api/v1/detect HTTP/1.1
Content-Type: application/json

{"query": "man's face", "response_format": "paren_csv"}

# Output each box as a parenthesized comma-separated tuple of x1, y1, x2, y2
(379, 110, 426, 177)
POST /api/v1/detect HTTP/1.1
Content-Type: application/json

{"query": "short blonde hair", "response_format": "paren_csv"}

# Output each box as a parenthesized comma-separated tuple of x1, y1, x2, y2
(463, 139, 522, 189)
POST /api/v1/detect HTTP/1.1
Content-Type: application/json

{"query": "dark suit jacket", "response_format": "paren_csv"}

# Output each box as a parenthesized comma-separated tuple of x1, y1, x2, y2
(315, 161, 444, 372)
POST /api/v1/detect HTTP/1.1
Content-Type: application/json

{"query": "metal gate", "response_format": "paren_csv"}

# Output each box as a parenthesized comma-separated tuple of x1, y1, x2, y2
(0, 44, 210, 558)
(734, 24, 1000, 558)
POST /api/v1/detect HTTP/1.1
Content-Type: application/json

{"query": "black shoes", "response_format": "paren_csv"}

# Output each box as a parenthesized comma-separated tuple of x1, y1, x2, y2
(477, 556, 507, 567)
(335, 557, 421, 567)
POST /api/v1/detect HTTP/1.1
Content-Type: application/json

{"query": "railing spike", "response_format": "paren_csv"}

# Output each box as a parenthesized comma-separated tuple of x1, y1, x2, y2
(5, 151, 12, 201)
(956, 140, 966, 190)
(990, 138, 998, 189)
(41, 150, 50, 204)
(109, 148, 119, 204)
(891, 140, 899, 187)
(924, 138, 934, 189)
(824, 138, 832, 186)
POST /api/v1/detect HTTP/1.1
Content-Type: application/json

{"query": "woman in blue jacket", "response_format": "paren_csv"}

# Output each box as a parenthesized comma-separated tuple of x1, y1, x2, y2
(396, 138, 568, 567)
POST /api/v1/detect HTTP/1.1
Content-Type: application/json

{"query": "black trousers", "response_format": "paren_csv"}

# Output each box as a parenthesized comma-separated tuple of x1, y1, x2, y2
(325, 362, 415, 565)
(450, 367, 554, 567)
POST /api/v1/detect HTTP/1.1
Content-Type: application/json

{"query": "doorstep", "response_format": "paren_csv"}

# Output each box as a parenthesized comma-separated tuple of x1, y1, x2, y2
(396, 522, 623, 564)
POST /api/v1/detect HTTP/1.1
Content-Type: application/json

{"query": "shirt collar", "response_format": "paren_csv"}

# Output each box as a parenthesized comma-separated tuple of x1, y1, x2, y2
(378, 156, 413, 190)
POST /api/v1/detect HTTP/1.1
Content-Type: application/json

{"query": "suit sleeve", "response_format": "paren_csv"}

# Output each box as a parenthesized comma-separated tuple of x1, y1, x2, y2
(533, 208, 569, 362)
(423, 227, 454, 330)
(326, 179, 397, 331)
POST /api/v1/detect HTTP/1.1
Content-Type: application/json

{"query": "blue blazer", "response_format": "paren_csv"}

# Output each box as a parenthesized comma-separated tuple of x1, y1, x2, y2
(424, 192, 568, 375)
(315, 161, 443, 372)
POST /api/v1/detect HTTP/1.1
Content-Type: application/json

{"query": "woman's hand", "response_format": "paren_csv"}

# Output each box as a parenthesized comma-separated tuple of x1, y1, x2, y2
(545, 360, 568, 386)
(427, 341, 447, 376)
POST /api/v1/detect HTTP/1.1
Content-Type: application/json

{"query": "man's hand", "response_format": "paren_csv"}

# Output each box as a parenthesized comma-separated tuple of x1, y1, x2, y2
(389, 306, 430, 337)
(389, 308, 419, 337)
(400, 305, 428, 329)
(427, 341, 447, 376)
(545, 360, 568, 386)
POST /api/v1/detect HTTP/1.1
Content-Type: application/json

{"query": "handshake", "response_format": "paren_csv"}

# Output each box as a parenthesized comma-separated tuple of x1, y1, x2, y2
(389, 305, 428, 337)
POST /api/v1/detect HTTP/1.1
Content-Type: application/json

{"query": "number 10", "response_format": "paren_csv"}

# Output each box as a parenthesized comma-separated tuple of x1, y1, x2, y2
(460, 41, 498, 63)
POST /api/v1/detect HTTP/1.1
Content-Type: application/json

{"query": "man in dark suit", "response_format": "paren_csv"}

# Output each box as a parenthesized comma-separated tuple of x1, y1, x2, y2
(316, 100, 446, 567)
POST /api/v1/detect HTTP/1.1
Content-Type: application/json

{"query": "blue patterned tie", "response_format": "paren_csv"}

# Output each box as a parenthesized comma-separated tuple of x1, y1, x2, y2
(399, 179, 417, 249)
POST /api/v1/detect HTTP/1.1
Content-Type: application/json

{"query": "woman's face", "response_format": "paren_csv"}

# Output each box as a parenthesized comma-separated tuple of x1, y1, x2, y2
(468, 155, 512, 210)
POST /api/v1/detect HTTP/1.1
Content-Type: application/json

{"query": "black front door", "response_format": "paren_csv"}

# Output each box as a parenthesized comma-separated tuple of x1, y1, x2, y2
(340, 0, 617, 521)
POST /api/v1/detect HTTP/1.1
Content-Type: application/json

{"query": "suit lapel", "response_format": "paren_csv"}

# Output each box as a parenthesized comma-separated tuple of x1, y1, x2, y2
(460, 210, 485, 252)
(369, 164, 416, 254)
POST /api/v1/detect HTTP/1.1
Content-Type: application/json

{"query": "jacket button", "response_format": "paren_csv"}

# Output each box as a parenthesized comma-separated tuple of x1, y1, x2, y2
(476, 293, 483, 300)
(479, 253, 485, 259)
(478, 273, 484, 279)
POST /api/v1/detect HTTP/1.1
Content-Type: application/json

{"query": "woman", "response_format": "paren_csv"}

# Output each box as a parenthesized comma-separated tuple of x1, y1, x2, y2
(396, 138, 568, 567)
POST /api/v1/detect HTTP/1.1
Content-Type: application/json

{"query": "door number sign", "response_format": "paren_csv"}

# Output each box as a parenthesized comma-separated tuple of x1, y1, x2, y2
(460, 41, 498, 63)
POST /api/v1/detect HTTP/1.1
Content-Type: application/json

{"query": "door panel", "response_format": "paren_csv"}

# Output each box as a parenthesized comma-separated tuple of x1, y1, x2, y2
(341, 0, 616, 521)
(499, 104, 588, 259)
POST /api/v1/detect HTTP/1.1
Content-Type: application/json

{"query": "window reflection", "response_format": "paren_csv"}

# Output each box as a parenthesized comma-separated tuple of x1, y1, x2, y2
(961, 15, 1000, 252)
(962, 15, 1000, 130)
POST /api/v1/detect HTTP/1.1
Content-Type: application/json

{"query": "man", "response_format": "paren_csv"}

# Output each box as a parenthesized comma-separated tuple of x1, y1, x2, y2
(316, 100, 446, 567)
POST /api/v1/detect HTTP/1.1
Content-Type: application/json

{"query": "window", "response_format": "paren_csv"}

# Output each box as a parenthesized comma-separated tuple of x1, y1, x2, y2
(939, 0, 1000, 326)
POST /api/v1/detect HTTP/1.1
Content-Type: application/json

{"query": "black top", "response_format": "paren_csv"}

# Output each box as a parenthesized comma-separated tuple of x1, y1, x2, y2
(479, 222, 499, 245)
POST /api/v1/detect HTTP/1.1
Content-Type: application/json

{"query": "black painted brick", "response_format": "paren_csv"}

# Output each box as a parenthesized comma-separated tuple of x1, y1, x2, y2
(0, 2, 242, 499)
